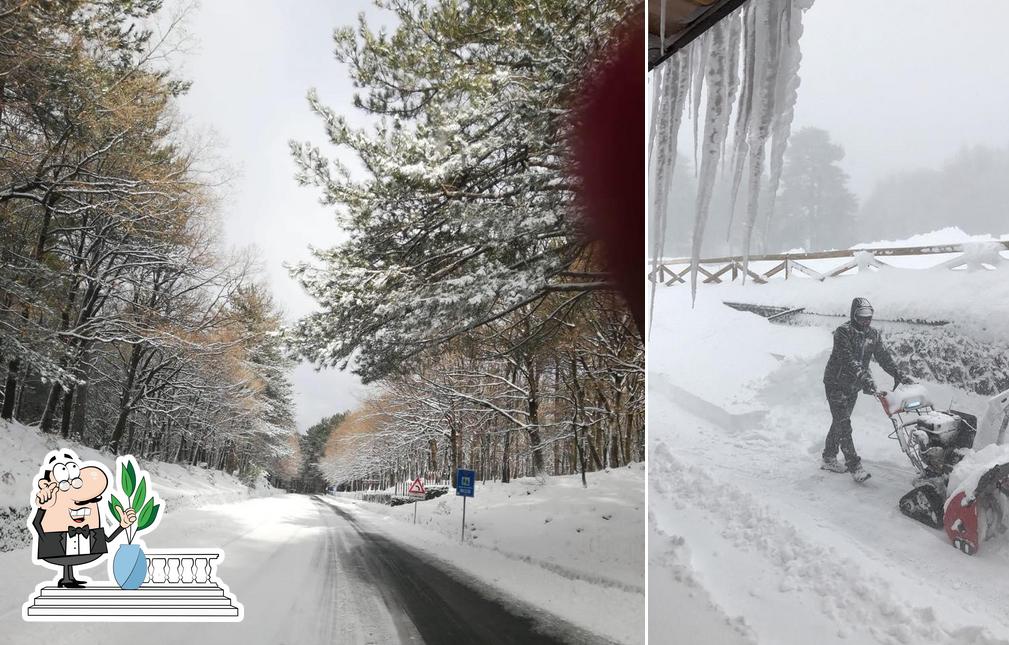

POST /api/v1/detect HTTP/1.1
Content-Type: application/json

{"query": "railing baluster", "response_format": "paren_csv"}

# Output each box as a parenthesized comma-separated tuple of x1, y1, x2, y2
(152, 556, 166, 583)
(181, 557, 194, 583)
(167, 557, 180, 584)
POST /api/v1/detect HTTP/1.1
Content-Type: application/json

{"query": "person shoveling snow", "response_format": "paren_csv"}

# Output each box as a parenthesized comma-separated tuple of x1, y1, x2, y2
(821, 297, 913, 482)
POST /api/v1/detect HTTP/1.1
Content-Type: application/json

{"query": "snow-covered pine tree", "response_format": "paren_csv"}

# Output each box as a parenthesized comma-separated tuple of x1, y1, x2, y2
(771, 127, 857, 251)
(286, 0, 630, 382)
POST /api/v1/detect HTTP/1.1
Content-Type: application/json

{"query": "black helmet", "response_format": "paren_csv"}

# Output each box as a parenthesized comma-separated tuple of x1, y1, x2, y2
(850, 297, 873, 329)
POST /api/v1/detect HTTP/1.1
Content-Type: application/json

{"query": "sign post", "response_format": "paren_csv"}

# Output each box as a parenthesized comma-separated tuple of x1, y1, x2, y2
(455, 468, 475, 543)
(407, 477, 426, 524)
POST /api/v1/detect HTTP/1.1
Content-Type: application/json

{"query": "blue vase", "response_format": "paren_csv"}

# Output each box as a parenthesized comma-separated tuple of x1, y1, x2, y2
(113, 543, 147, 589)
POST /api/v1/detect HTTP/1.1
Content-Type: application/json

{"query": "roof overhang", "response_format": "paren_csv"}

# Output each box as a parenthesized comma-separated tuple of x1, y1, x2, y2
(648, 0, 749, 70)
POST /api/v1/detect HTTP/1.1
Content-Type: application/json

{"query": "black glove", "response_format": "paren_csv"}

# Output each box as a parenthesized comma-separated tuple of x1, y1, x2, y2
(862, 379, 877, 395)
(894, 375, 914, 389)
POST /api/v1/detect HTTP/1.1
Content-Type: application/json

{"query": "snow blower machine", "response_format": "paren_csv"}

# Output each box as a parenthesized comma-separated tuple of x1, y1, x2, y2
(877, 385, 1009, 555)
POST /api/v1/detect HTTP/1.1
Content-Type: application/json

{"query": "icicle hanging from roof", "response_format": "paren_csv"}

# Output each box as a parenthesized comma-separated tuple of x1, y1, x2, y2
(648, 0, 814, 308)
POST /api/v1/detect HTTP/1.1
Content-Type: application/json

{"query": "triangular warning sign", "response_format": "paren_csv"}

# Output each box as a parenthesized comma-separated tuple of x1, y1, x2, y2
(407, 477, 426, 497)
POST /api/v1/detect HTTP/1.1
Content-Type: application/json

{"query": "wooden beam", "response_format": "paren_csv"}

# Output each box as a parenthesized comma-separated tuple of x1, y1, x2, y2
(703, 263, 734, 283)
(788, 260, 825, 281)
(762, 261, 787, 280)
(656, 240, 1009, 266)
(827, 258, 858, 278)
(738, 261, 767, 284)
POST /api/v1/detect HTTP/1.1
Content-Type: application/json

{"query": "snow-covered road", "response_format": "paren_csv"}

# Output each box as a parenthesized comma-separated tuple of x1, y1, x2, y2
(1, 494, 603, 644)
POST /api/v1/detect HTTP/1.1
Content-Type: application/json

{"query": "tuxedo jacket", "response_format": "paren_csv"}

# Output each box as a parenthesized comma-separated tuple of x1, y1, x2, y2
(31, 508, 124, 560)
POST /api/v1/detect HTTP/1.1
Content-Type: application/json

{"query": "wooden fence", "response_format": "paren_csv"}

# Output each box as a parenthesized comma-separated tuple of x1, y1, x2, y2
(648, 241, 1009, 286)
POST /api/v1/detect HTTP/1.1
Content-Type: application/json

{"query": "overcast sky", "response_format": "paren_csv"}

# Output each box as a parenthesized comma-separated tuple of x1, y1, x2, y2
(169, 1, 386, 432)
(792, 0, 1009, 197)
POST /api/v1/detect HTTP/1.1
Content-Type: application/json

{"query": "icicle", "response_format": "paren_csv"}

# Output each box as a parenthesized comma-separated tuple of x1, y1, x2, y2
(647, 61, 664, 169)
(740, 0, 785, 278)
(761, 0, 805, 250)
(690, 20, 732, 302)
(691, 36, 709, 176)
(719, 12, 743, 173)
(647, 55, 689, 331)
(725, 2, 757, 243)
(647, 0, 815, 314)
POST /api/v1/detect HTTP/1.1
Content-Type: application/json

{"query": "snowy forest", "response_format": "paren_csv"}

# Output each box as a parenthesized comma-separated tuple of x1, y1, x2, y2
(0, 1, 298, 481)
(287, 0, 644, 489)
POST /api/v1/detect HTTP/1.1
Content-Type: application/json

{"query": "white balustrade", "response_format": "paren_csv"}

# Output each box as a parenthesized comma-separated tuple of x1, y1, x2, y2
(142, 552, 222, 586)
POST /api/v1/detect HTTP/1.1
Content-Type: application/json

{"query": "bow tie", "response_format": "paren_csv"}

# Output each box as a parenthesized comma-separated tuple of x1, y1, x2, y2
(66, 526, 91, 538)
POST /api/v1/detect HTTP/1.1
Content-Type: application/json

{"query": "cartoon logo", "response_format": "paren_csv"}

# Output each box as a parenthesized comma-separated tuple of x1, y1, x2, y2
(23, 448, 242, 621)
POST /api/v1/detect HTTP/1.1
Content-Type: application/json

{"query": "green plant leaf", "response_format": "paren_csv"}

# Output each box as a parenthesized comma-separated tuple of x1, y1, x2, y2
(132, 476, 146, 512)
(142, 503, 160, 531)
(122, 461, 136, 497)
(108, 494, 123, 523)
(137, 497, 156, 530)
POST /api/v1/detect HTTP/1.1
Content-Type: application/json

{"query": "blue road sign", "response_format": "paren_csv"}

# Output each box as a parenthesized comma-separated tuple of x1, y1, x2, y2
(456, 469, 476, 497)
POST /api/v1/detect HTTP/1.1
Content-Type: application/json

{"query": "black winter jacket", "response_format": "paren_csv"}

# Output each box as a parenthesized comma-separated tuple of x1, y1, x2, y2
(823, 298, 901, 391)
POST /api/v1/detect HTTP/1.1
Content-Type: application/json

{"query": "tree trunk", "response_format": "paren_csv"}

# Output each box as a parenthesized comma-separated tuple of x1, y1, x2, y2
(124, 419, 136, 454)
(449, 420, 459, 487)
(525, 355, 545, 475)
(109, 345, 141, 451)
(2, 358, 19, 420)
(71, 367, 89, 440)
(109, 406, 131, 453)
(571, 358, 587, 487)
(501, 430, 511, 483)
(60, 384, 74, 439)
(587, 429, 605, 470)
(39, 383, 63, 433)
(174, 434, 185, 463)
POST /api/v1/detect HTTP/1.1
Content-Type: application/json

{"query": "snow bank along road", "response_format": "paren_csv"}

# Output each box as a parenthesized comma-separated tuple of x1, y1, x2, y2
(0, 494, 609, 644)
(648, 285, 1009, 645)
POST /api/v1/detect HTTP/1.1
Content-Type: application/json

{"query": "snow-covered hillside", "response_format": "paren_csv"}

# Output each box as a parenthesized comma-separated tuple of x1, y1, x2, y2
(0, 420, 275, 552)
(648, 231, 1009, 644)
(328, 466, 645, 644)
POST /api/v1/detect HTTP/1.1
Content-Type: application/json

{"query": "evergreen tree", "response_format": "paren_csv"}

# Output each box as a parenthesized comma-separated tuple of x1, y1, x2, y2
(298, 413, 346, 493)
(286, 0, 630, 382)
(769, 127, 858, 252)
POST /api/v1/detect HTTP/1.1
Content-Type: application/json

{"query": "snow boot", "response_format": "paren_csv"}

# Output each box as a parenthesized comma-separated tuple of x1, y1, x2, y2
(820, 458, 847, 474)
(851, 465, 871, 483)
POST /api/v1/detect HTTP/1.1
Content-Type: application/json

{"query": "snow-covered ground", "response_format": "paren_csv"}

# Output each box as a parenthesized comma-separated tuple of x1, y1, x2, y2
(0, 495, 409, 643)
(327, 465, 646, 644)
(0, 420, 274, 552)
(648, 234, 1009, 644)
(0, 422, 643, 643)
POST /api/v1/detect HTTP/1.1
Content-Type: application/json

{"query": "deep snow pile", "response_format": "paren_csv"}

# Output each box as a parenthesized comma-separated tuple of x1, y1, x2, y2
(648, 274, 1009, 644)
(327, 465, 645, 644)
(0, 419, 274, 552)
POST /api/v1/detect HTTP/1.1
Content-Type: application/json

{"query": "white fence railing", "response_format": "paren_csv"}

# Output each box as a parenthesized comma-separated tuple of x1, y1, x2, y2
(649, 241, 1009, 286)
(144, 551, 221, 585)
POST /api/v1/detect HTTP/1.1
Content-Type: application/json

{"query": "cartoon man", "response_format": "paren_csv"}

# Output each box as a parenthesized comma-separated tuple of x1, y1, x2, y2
(30, 450, 137, 588)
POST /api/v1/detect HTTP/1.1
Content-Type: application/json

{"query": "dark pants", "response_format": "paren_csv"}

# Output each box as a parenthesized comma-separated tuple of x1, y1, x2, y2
(43, 554, 101, 582)
(823, 384, 861, 471)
